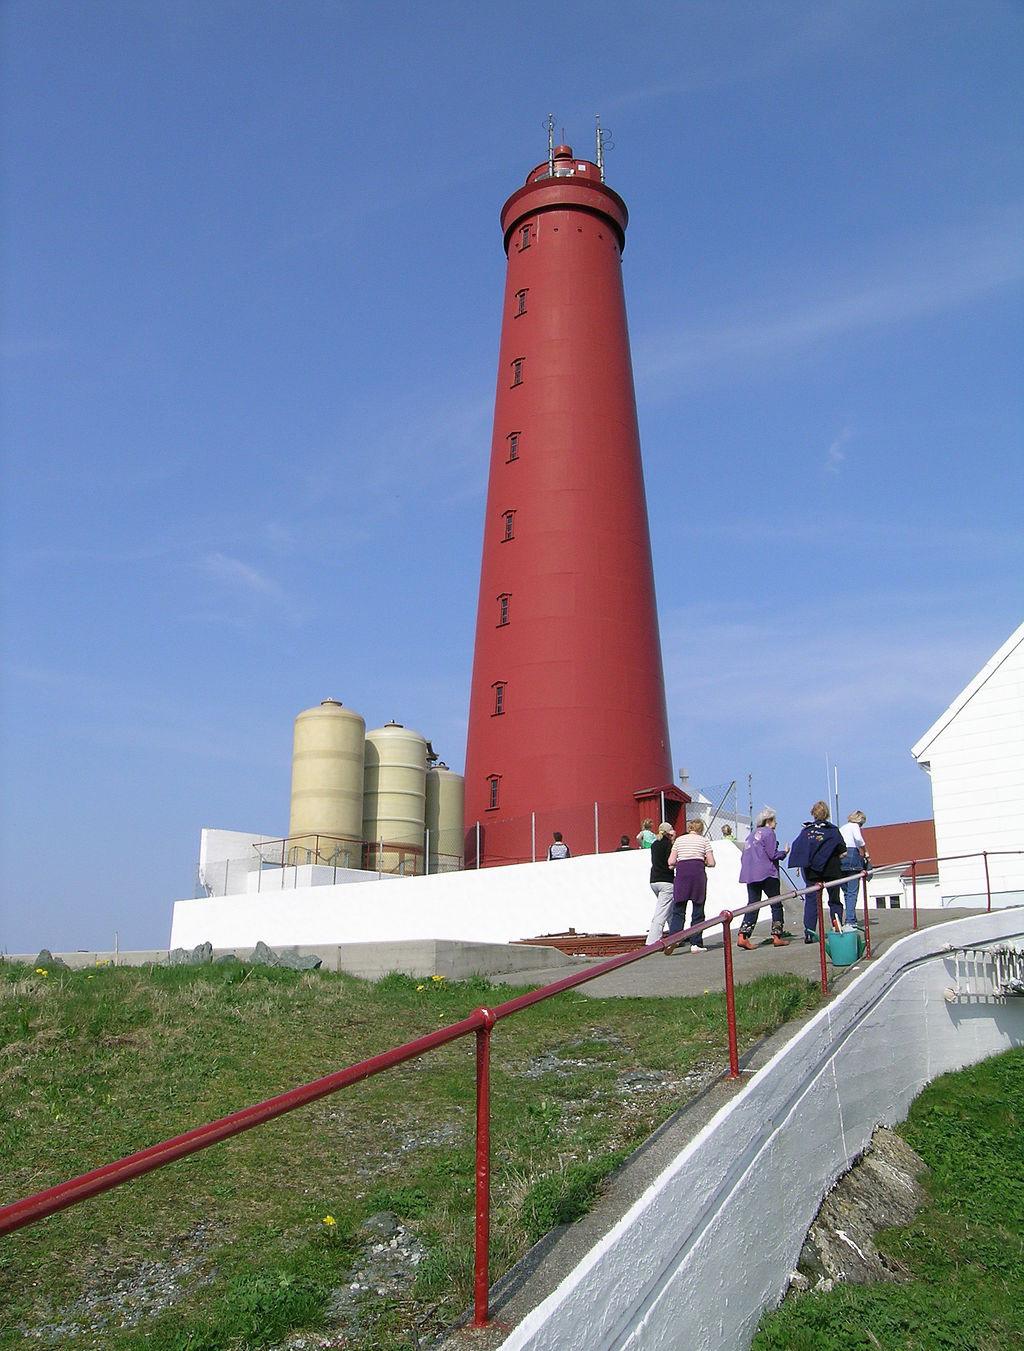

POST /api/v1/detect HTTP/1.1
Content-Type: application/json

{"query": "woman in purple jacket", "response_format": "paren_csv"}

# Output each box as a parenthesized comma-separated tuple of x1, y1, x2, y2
(737, 809, 790, 949)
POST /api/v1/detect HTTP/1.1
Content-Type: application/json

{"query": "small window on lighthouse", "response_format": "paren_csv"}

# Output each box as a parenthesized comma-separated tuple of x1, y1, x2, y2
(511, 358, 524, 386)
(514, 289, 528, 316)
(506, 432, 520, 462)
(497, 593, 510, 626)
(487, 776, 501, 810)
(492, 682, 506, 716)
(519, 224, 531, 250)
(501, 511, 515, 541)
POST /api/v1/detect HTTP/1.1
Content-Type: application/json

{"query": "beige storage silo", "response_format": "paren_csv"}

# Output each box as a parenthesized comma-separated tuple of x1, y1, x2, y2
(425, 763, 465, 872)
(288, 699, 365, 865)
(363, 722, 428, 873)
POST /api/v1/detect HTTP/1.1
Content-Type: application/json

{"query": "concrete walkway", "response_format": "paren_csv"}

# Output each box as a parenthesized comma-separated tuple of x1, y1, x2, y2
(499, 908, 974, 998)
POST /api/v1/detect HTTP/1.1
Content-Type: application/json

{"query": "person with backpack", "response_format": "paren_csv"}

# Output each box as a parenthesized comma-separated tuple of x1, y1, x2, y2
(788, 801, 846, 942)
(547, 832, 571, 860)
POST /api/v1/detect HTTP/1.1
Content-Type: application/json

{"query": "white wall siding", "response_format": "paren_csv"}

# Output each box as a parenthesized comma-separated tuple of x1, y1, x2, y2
(916, 630, 1024, 903)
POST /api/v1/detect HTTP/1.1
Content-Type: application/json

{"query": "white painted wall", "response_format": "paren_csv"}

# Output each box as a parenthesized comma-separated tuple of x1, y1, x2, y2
(198, 828, 279, 896)
(912, 624, 1024, 905)
(170, 844, 745, 950)
(866, 866, 941, 911)
(496, 908, 1024, 1351)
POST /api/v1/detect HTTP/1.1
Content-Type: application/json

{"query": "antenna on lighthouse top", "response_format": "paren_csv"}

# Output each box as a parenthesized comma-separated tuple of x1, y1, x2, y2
(545, 113, 555, 178)
(596, 116, 614, 183)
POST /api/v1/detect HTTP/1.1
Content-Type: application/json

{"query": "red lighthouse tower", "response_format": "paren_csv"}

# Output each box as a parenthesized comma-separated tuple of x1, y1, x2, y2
(464, 140, 674, 864)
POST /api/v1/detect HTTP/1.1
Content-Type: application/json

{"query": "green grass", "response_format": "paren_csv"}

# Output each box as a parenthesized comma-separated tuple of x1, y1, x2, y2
(752, 1047, 1024, 1351)
(0, 959, 819, 1349)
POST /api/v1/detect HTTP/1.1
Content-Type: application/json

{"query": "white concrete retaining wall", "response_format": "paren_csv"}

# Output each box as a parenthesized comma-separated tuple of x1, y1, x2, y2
(170, 846, 744, 950)
(499, 908, 1024, 1351)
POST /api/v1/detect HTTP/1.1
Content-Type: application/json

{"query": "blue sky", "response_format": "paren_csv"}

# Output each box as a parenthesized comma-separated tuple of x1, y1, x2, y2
(2, 0, 1021, 953)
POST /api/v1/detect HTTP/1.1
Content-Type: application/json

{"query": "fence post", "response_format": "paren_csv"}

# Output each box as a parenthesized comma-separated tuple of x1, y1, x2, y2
(473, 1009, 496, 1326)
(593, 801, 599, 854)
(720, 912, 739, 1078)
(531, 811, 536, 863)
(817, 885, 829, 995)
(983, 850, 992, 912)
(476, 821, 481, 870)
(861, 871, 871, 959)
(911, 860, 918, 930)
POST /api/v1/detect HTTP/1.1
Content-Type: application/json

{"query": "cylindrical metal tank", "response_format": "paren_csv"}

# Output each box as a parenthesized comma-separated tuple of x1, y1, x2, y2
(363, 722, 428, 873)
(425, 763, 466, 872)
(288, 699, 365, 865)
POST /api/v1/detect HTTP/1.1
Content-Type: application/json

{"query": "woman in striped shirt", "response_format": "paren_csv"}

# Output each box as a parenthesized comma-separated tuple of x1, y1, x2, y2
(666, 820, 716, 953)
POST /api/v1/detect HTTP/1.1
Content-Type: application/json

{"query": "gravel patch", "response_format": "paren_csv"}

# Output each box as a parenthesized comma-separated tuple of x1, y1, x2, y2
(21, 1220, 220, 1343)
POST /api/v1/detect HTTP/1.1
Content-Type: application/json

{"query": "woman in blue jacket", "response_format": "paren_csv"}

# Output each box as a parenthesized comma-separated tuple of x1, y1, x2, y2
(788, 801, 846, 942)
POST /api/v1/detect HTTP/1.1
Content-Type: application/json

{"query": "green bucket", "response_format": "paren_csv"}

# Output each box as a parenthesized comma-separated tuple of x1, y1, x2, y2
(825, 931, 863, 966)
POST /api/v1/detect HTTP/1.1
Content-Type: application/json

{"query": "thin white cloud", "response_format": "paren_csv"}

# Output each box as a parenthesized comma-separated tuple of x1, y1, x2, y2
(200, 552, 284, 600)
(635, 210, 1024, 388)
(661, 600, 998, 755)
(606, 2, 859, 107)
(825, 426, 852, 474)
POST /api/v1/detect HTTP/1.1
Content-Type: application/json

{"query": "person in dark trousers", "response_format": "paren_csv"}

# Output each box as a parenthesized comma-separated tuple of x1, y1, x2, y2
(666, 819, 716, 953)
(615, 835, 632, 851)
(839, 810, 869, 927)
(788, 801, 846, 941)
(547, 832, 571, 860)
(737, 808, 790, 948)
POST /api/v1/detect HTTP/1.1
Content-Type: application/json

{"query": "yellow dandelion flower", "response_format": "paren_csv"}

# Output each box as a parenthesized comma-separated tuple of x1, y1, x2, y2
(416, 984, 426, 991)
(431, 974, 445, 982)
(321, 1214, 337, 1227)
(35, 968, 48, 976)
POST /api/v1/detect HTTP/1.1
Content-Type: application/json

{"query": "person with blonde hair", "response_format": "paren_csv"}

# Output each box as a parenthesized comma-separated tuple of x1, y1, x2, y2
(788, 801, 846, 941)
(839, 810, 869, 927)
(645, 821, 677, 946)
(737, 808, 790, 949)
(666, 818, 716, 953)
(636, 817, 657, 849)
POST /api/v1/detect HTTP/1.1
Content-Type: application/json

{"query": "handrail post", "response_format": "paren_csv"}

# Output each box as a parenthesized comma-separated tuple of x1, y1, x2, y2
(911, 860, 918, 930)
(983, 850, 992, 912)
(861, 871, 871, 959)
(473, 1009, 496, 1326)
(720, 912, 739, 1078)
(817, 885, 828, 995)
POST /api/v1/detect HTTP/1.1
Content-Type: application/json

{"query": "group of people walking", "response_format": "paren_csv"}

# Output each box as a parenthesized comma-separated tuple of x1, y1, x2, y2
(643, 803, 870, 952)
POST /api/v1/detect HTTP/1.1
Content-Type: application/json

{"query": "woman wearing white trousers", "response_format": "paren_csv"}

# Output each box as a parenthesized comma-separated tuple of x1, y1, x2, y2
(645, 822, 677, 945)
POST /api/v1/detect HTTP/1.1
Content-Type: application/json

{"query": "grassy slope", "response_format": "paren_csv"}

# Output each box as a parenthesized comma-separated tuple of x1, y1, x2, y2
(752, 1047, 1024, 1351)
(0, 960, 819, 1349)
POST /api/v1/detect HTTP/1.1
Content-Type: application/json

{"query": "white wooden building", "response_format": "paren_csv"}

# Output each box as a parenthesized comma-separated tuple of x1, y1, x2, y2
(911, 619, 1024, 907)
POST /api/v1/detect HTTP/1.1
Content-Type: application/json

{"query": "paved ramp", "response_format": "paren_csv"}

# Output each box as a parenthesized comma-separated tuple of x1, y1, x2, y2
(500, 909, 975, 997)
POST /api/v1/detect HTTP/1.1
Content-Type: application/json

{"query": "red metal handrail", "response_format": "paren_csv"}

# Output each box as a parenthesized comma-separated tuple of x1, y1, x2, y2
(1, 847, 1020, 1329)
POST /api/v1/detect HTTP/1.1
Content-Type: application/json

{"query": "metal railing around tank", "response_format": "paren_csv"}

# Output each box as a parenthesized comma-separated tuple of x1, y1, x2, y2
(2, 848, 1020, 1330)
